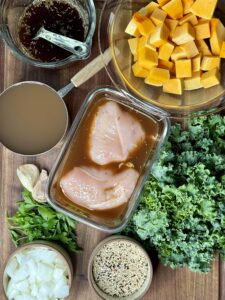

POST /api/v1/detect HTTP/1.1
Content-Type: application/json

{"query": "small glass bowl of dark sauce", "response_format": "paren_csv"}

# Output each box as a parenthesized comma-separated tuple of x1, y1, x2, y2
(0, 0, 96, 68)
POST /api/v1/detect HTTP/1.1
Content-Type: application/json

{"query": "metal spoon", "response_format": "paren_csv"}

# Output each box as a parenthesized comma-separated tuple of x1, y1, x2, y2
(34, 27, 89, 57)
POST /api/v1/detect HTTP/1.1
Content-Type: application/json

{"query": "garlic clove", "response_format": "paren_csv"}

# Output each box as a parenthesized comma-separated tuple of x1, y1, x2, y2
(32, 169, 48, 203)
(16, 164, 40, 192)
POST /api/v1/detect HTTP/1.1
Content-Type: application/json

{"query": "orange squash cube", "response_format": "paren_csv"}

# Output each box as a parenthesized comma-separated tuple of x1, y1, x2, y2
(175, 59, 192, 78)
(163, 78, 183, 95)
(151, 8, 167, 25)
(149, 23, 170, 47)
(172, 23, 195, 45)
(201, 68, 221, 88)
(158, 42, 175, 60)
(162, 0, 183, 20)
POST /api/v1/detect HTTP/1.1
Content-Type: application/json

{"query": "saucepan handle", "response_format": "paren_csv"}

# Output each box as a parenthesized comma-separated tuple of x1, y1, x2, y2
(57, 48, 112, 98)
(71, 47, 112, 87)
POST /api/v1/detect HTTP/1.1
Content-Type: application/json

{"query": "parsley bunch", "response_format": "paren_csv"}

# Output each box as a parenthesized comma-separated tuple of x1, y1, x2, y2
(8, 189, 80, 252)
(124, 114, 225, 272)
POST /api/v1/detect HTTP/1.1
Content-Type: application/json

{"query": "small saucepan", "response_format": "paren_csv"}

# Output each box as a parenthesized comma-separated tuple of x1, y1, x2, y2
(0, 49, 112, 156)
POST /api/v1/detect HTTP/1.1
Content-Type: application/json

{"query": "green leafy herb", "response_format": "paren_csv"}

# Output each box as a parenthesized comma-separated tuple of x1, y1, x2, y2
(124, 114, 225, 272)
(8, 189, 80, 252)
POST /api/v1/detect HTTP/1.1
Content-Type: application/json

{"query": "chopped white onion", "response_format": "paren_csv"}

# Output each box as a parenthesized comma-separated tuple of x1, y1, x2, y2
(5, 247, 70, 300)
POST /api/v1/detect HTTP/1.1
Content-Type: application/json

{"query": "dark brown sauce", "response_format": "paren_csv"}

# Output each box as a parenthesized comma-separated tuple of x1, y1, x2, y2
(18, 0, 85, 61)
(52, 97, 159, 226)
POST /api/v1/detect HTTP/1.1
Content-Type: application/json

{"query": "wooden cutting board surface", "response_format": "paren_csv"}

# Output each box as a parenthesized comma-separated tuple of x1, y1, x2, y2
(0, 2, 224, 299)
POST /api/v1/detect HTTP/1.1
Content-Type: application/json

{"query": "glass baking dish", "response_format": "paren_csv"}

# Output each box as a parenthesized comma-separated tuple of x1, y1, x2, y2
(47, 86, 170, 233)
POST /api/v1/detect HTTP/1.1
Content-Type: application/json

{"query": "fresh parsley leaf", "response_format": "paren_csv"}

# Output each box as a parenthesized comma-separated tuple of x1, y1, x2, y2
(8, 190, 80, 252)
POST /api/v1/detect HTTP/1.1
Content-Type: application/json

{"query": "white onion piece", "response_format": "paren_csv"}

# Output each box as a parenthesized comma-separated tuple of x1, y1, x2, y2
(13, 266, 29, 282)
(37, 262, 53, 282)
(53, 267, 65, 279)
(5, 257, 18, 278)
(54, 284, 70, 298)
(6, 280, 19, 300)
(16, 279, 29, 291)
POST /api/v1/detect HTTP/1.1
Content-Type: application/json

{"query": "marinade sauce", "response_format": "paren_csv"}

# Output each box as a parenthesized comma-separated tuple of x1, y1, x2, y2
(18, 0, 86, 62)
(52, 97, 159, 227)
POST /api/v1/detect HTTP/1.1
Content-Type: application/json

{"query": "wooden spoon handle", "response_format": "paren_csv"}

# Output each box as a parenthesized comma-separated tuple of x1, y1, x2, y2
(71, 48, 112, 87)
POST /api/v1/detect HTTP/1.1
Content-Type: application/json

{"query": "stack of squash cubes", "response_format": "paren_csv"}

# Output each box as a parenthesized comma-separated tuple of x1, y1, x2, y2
(125, 0, 225, 95)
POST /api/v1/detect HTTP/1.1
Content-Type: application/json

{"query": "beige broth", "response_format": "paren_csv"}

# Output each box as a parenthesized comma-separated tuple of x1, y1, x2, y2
(52, 97, 159, 223)
(0, 83, 68, 155)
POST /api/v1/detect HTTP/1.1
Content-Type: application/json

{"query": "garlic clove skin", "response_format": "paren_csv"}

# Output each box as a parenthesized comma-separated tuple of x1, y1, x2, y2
(16, 164, 40, 192)
(32, 169, 48, 203)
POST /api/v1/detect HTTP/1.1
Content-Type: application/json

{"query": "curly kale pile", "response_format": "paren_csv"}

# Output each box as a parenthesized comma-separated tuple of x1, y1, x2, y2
(124, 114, 225, 272)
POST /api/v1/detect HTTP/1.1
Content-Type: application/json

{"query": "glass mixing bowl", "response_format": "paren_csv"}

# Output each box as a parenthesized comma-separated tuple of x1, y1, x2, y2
(99, 0, 225, 118)
(0, 0, 96, 68)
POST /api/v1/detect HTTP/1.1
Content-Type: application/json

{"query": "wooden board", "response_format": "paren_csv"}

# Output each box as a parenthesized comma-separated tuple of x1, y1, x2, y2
(0, 2, 224, 299)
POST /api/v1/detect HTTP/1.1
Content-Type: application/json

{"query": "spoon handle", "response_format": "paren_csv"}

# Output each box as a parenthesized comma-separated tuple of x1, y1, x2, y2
(36, 27, 89, 56)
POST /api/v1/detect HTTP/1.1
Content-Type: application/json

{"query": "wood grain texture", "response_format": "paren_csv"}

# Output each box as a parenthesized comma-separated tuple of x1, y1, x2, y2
(0, 1, 224, 299)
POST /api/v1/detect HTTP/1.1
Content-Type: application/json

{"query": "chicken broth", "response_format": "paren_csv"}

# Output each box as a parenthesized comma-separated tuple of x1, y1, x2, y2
(52, 97, 159, 223)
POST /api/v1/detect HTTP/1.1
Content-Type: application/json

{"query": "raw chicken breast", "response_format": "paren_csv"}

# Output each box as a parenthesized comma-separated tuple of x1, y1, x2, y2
(89, 101, 145, 165)
(60, 166, 139, 210)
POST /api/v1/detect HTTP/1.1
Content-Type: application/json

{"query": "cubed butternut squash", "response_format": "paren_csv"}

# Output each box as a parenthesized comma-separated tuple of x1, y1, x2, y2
(158, 42, 175, 60)
(194, 21, 211, 40)
(201, 56, 221, 71)
(151, 8, 167, 25)
(220, 41, 225, 58)
(145, 2, 160, 14)
(162, 0, 183, 20)
(182, 0, 194, 14)
(163, 78, 183, 94)
(132, 62, 150, 77)
(128, 38, 139, 55)
(171, 46, 187, 60)
(195, 40, 212, 56)
(126, 0, 223, 95)
(201, 68, 221, 88)
(144, 78, 163, 86)
(138, 7, 150, 17)
(143, 36, 156, 52)
(138, 47, 158, 69)
(158, 59, 175, 72)
(149, 23, 170, 47)
(165, 19, 178, 38)
(190, 0, 217, 20)
(145, 67, 170, 85)
(179, 13, 198, 26)
(175, 59, 192, 78)
(133, 12, 156, 36)
(210, 18, 225, 55)
(125, 19, 141, 37)
(139, 36, 157, 52)
(181, 40, 199, 58)
(184, 71, 203, 90)
(192, 54, 202, 72)
(172, 23, 195, 45)
(157, 0, 170, 6)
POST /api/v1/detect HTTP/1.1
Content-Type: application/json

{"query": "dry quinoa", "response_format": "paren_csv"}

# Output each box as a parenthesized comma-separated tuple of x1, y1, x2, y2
(92, 239, 149, 297)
